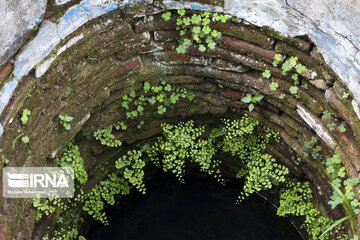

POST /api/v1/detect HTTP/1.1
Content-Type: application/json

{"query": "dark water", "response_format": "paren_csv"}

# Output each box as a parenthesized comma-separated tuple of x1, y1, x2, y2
(86, 173, 303, 240)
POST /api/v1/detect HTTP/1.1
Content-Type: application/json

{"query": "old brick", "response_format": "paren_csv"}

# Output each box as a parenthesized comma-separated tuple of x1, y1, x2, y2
(333, 80, 349, 100)
(326, 88, 360, 151)
(210, 59, 249, 72)
(154, 30, 179, 42)
(184, 0, 224, 5)
(309, 79, 327, 90)
(275, 41, 333, 83)
(3, 2, 359, 237)
(310, 47, 325, 62)
(211, 21, 274, 49)
(152, 51, 207, 65)
(185, 45, 282, 78)
(111, 59, 141, 77)
(281, 37, 312, 52)
(164, 75, 204, 84)
(261, 25, 312, 52)
(224, 89, 242, 99)
(134, 14, 177, 33)
(220, 35, 276, 62)
(121, 4, 163, 19)
(275, 41, 315, 65)
(290, 37, 312, 52)
(0, 63, 12, 81)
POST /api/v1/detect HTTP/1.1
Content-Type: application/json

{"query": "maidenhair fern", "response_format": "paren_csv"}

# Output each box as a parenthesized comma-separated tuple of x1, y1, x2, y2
(34, 143, 88, 221)
(84, 115, 336, 240)
(116, 150, 146, 194)
(93, 121, 126, 147)
(82, 173, 129, 225)
(56, 143, 88, 186)
(213, 117, 288, 202)
(277, 181, 333, 240)
(147, 121, 222, 183)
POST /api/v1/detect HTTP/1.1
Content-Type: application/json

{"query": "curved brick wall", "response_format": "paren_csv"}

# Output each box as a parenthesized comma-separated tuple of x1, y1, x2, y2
(0, 1, 359, 239)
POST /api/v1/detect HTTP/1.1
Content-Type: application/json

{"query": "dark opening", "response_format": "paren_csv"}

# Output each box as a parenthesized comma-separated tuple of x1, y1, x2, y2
(85, 172, 303, 240)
